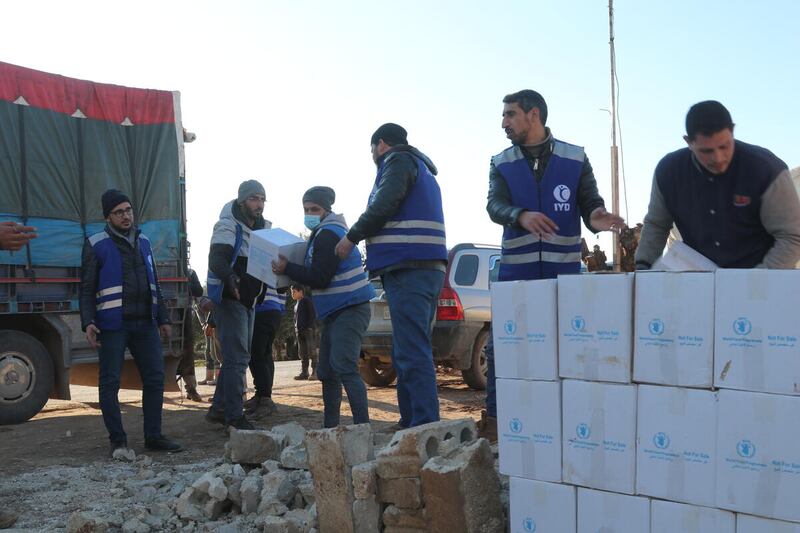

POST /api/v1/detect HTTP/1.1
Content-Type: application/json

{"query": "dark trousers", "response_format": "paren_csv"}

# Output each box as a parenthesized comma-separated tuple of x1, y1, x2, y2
(97, 320, 165, 444)
(176, 307, 196, 379)
(249, 309, 282, 398)
(297, 327, 317, 373)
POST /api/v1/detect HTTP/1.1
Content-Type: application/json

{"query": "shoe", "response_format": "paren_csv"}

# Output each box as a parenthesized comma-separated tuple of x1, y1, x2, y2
(244, 395, 276, 415)
(476, 410, 498, 444)
(186, 387, 203, 402)
(145, 435, 183, 452)
(380, 421, 408, 433)
(294, 372, 309, 380)
(227, 415, 255, 430)
(308, 371, 318, 381)
(205, 406, 225, 425)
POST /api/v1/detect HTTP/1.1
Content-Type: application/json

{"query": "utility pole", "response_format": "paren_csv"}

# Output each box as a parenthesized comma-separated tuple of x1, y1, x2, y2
(608, 0, 621, 269)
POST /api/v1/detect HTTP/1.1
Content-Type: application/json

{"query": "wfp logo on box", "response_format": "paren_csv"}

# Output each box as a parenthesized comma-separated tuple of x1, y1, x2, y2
(648, 318, 664, 336)
(576, 423, 591, 440)
(509, 418, 523, 434)
(653, 431, 670, 449)
(571, 316, 586, 333)
(733, 317, 752, 336)
(737, 439, 756, 458)
(504, 320, 517, 335)
(522, 517, 536, 532)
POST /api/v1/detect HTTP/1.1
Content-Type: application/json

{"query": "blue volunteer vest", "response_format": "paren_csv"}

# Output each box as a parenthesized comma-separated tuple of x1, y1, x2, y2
(365, 154, 447, 272)
(256, 286, 286, 313)
(89, 230, 159, 330)
(307, 219, 375, 319)
(493, 140, 584, 281)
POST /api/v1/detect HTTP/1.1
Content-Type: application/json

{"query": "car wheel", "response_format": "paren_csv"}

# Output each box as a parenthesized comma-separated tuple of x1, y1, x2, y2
(0, 330, 55, 425)
(461, 328, 488, 391)
(358, 356, 397, 387)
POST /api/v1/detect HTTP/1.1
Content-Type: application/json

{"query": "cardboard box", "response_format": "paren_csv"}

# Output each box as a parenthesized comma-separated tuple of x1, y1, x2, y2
(636, 385, 717, 507)
(246, 228, 306, 288)
(558, 273, 634, 383)
(562, 379, 637, 494)
(714, 269, 800, 395)
(737, 514, 800, 533)
(491, 280, 558, 380)
(651, 500, 733, 533)
(509, 477, 576, 533)
(633, 272, 715, 387)
(577, 487, 649, 533)
(497, 378, 561, 482)
(716, 389, 800, 522)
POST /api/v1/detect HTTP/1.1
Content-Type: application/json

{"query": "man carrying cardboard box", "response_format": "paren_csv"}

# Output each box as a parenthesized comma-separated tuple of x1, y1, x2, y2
(636, 100, 800, 269)
(205, 180, 268, 430)
(483, 89, 625, 440)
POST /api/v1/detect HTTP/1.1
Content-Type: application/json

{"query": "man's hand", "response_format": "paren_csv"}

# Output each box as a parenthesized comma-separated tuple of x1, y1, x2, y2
(589, 207, 627, 233)
(197, 296, 214, 314)
(226, 273, 241, 301)
(86, 324, 101, 348)
(518, 211, 559, 240)
(204, 324, 215, 337)
(335, 236, 355, 259)
(271, 255, 288, 275)
(0, 221, 37, 252)
(159, 324, 172, 338)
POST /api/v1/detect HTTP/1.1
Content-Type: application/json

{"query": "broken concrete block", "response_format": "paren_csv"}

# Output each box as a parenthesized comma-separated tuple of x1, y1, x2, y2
(225, 475, 244, 507)
(262, 459, 283, 473)
(421, 438, 503, 533)
(175, 496, 204, 522)
(262, 515, 290, 533)
(304, 424, 374, 533)
(352, 494, 381, 533)
(272, 422, 308, 446)
(258, 499, 290, 517)
(121, 517, 149, 533)
(112, 447, 136, 462)
(378, 477, 422, 509)
(261, 470, 297, 504)
(351, 461, 377, 500)
(229, 429, 288, 464)
(298, 480, 316, 507)
(383, 505, 426, 529)
(376, 418, 476, 479)
(204, 497, 230, 520)
(66, 512, 109, 532)
(285, 508, 313, 533)
(191, 472, 215, 494)
(280, 443, 309, 470)
(207, 476, 228, 500)
(240, 474, 262, 515)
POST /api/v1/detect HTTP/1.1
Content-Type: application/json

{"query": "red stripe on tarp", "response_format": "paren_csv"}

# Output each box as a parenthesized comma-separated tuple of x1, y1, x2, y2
(0, 62, 176, 125)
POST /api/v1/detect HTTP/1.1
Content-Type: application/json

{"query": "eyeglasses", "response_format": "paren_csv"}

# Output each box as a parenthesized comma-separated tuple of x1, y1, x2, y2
(110, 207, 133, 218)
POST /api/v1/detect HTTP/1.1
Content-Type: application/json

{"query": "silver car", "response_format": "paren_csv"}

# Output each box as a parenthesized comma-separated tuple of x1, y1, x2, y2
(359, 243, 501, 391)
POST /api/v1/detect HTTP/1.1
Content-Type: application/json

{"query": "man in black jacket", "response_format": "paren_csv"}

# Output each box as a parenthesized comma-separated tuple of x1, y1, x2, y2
(205, 180, 267, 430)
(80, 189, 181, 456)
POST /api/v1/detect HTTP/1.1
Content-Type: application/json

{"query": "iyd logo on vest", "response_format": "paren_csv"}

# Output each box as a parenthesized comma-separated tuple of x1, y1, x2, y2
(553, 185, 571, 212)
(576, 423, 591, 440)
(737, 439, 756, 459)
(733, 317, 752, 336)
(648, 318, 664, 336)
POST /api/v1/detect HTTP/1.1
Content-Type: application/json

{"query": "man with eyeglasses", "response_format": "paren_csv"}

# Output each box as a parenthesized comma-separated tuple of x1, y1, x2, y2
(79, 189, 181, 457)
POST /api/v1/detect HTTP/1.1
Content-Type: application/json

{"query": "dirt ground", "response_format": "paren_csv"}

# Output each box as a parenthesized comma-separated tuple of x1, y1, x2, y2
(0, 362, 485, 478)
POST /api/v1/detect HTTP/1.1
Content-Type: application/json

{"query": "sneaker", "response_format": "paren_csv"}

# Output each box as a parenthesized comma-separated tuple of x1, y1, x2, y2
(293, 372, 309, 381)
(227, 415, 255, 430)
(205, 406, 225, 425)
(476, 410, 498, 444)
(145, 435, 183, 452)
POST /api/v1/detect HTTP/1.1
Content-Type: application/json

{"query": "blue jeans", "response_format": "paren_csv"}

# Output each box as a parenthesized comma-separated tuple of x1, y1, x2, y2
(211, 299, 255, 423)
(318, 302, 371, 428)
(485, 330, 496, 417)
(382, 268, 445, 428)
(97, 320, 165, 444)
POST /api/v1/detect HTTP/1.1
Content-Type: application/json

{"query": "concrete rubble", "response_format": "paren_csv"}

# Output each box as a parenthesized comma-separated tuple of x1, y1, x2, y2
(3, 418, 508, 532)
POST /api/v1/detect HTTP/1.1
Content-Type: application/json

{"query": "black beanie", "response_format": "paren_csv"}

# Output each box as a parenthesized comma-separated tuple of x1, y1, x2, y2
(370, 123, 408, 146)
(102, 189, 132, 218)
(302, 186, 335, 212)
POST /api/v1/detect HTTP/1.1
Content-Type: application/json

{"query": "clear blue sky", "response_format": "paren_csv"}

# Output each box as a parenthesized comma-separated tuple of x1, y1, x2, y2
(3, 0, 798, 279)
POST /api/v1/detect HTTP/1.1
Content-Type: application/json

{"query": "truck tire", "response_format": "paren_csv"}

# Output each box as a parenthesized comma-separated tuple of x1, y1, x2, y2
(358, 356, 397, 387)
(0, 330, 55, 425)
(461, 327, 489, 391)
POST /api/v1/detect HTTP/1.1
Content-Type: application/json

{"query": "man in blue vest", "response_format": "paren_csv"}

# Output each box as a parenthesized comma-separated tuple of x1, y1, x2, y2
(244, 287, 286, 416)
(483, 90, 624, 440)
(80, 189, 181, 456)
(335, 124, 447, 429)
(635, 100, 800, 269)
(274, 186, 375, 427)
(205, 180, 268, 430)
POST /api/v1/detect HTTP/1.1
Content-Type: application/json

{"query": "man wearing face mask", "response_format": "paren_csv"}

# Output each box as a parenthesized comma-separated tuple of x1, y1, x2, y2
(205, 180, 268, 430)
(272, 186, 375, 428)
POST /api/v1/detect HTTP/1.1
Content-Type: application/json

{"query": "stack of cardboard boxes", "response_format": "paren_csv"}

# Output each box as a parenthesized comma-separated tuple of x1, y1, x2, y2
(492, 270, 800, 533)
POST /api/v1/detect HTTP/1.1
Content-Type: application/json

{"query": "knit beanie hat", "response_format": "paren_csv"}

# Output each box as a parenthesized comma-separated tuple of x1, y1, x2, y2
(237, 180, 266, 204)
(370, 123, 408, 146)
(302, 186, 336, 212)
(102, 189, 132, 218)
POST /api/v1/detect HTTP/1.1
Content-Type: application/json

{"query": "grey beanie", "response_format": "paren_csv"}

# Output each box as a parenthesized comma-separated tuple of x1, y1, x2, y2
(237, 179, 266, 204)
(302, 186, 335, 212)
